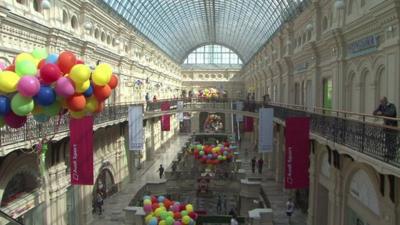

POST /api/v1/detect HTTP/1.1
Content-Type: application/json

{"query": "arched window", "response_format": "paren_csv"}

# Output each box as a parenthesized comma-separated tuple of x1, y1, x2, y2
(62, 10, 69, 24)
(376, 67, 386, 103)
(33, 0, 40, 12)
(1, 172, 39, 207)
(71, 15, 78, 29)
(183, 45, 242, 65)
(347, 72, 356, 112)
(360, 69, 373, 113)
(94, 28, 99, 39)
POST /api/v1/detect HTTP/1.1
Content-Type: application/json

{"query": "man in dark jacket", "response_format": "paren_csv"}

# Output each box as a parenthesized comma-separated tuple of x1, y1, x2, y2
(373, 97, 398, 160)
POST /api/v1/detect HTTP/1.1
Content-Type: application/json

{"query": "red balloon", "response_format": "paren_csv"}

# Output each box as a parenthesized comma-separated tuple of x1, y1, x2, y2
(67, 94, 86, 111)
(40, 64, 62, 84)
(164, 199, 172, 209)
(57, 51, 77, 74)
(151, 196, 158, 204)
(4, 64, 15, 72)
(108, 74, 118, 89)
(189, 212, 197, 220)
(151, 203, 159, 211)
(37, 59, 46, 69)
(76, 59, 84, 64)
(94, 84, 112, 101)
(174, 212, 182, 219)
(180, 204, 186, 211)
(4, 112, 27, 129)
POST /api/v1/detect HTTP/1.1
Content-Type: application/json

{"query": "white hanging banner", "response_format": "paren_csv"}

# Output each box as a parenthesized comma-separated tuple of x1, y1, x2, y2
(236, 101, 243, 122)
(258, 108, 274, 153)
(128, 106, 144, 151)
(177, 100, 184, 122)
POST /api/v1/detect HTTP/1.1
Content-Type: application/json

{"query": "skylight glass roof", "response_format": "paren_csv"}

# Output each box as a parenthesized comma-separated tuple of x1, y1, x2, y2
(102, 0, 307, 63)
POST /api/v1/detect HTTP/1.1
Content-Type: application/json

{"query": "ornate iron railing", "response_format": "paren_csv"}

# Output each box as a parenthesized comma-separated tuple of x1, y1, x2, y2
(2, 98, 399, 168)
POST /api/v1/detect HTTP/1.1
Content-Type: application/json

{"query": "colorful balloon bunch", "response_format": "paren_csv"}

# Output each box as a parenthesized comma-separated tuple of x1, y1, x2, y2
(199, 88, 219, 99)
(143, 195, 198, 225)
(0, 48, 118, 128)
(191, 143, 236, 165)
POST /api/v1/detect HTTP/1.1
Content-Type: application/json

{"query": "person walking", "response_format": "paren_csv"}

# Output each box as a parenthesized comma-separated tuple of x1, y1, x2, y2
(230, 214, 238, 225)
(257, 158, 264, 174)
(217, 194, 222, 214)
(95, 192, 104, 215)
(157, 164, 165, 179)
(251, 157, 256, 173)
(373, 96, 398, 160)
(286, 198, 295, 224)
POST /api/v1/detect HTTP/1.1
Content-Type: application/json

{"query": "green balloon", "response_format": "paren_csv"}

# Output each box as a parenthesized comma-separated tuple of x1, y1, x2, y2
(181, 210, 188, 216)
(43, 101, 61, 117)
(166, 217, 174, 225)
(0, 117, 4, 127)
(32, 48, 48, 60)
(15, 60, 37, 76)
(160, 211, 168, 220)
(11, 93, 34, 116)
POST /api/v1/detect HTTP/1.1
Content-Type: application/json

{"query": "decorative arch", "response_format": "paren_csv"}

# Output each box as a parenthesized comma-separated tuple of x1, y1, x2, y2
(93, 162, 118, 199)
(181, 43, 244, 64)
(360, 68, 373, 113)
(375, 65, 386, 103)
(347, 168, 381, 216)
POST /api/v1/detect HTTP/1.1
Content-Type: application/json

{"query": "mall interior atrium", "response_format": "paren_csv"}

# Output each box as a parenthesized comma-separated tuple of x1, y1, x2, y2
(0, 0, 400, 225)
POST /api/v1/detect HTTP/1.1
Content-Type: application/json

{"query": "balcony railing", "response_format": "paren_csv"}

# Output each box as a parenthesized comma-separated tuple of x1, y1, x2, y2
(1, 98, 399, 169)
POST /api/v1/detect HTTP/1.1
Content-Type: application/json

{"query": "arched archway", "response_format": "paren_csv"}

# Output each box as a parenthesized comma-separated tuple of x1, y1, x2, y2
(93, 168, 117, 199)
(347, 72, 357, 112)
(360, 69, 374, 113)
(1, 172, 39, 207)
(375, 66, 386, 103)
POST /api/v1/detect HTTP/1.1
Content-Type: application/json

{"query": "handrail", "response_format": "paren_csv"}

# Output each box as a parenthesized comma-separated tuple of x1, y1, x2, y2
(0, 210, 23, 225)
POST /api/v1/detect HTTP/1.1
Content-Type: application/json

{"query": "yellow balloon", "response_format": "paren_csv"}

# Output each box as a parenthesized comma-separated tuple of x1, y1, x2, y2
(92, 63, 112, 86)
(85, 97, 98, 112)
(154, 208, 162, 217)
(15, 53, 35, 64)
(70, 110, 86, 119)
(0, 71, 20, 93)
(70, 64, 91, 83)
(75, 80, 90, 93)
(159, 220, 166, 225)
(145, 214, 153, 224)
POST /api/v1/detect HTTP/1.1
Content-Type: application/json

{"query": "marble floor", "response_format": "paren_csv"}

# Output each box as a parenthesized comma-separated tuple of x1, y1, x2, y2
(91, 134, 307, 225)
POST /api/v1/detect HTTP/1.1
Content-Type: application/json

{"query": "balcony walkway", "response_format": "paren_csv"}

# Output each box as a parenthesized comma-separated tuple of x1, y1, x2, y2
(90, 135, 307, 225)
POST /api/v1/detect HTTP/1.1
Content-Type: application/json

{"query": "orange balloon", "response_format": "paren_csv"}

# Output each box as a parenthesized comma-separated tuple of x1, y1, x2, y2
(67, 94, 86, 111)
(108, 74, 118, 89)
(57, 51, 77, 74)
(94, 101, 105, 113)
(94, 84, 111, 101)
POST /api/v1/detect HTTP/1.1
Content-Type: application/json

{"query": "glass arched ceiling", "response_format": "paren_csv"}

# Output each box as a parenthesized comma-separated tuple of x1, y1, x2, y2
(102, 0, 307, 63)
(183, 45, 243, 65)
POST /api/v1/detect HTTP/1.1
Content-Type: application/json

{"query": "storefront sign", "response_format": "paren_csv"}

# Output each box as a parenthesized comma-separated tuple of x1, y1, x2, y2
(285, 117, 310, 189)
(348, 35, 379, 57)
(128, 106, 144, 151)
(70, 116, 94, 185)
(161, 101, 171, 131)
(258, 108, 274, 153)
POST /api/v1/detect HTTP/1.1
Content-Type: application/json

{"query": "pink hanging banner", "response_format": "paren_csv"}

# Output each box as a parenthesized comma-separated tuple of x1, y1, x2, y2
(69, 116, 94, 185)
(243, 116, 254, 132)
(284, 117, 310, 189)
(161, 101, 171, 131)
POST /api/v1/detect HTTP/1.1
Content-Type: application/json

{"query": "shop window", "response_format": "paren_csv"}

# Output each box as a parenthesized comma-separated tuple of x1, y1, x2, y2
(71, 15, 78, 29)
(62, 10, 68, 24)
(322, 78, 333, 109)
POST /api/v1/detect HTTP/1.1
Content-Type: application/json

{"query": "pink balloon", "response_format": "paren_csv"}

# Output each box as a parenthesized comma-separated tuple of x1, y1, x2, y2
(4, 111, 27, 128)
(55, 77, 75, 97)
(144, 204, 152, 213)
(174, 221, 182, 225)
(17, 76, 40, 97)
(40, 64, 62, 84)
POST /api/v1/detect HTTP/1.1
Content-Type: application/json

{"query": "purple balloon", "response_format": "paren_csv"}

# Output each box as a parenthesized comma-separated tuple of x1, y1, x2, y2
(174, 221, 182, 225)
(55, 77, 75, 97)
(17, 76, 40, 97)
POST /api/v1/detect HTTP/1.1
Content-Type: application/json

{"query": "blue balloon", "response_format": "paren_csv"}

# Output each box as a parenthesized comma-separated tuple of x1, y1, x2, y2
(143, 195, 151, 200)
(207, 154, 213, 159)
(149, 218, 158, 225)
(0, 95, 11, 116)
(34, 86, 56, 106)
(45, 54, 58, 64)
(189, 219, 195, 225)
(224, 151, 228, 156)
(33, 114, 50, 123)
(83, 84, 93, 97)
(158, 195, 165, 203)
